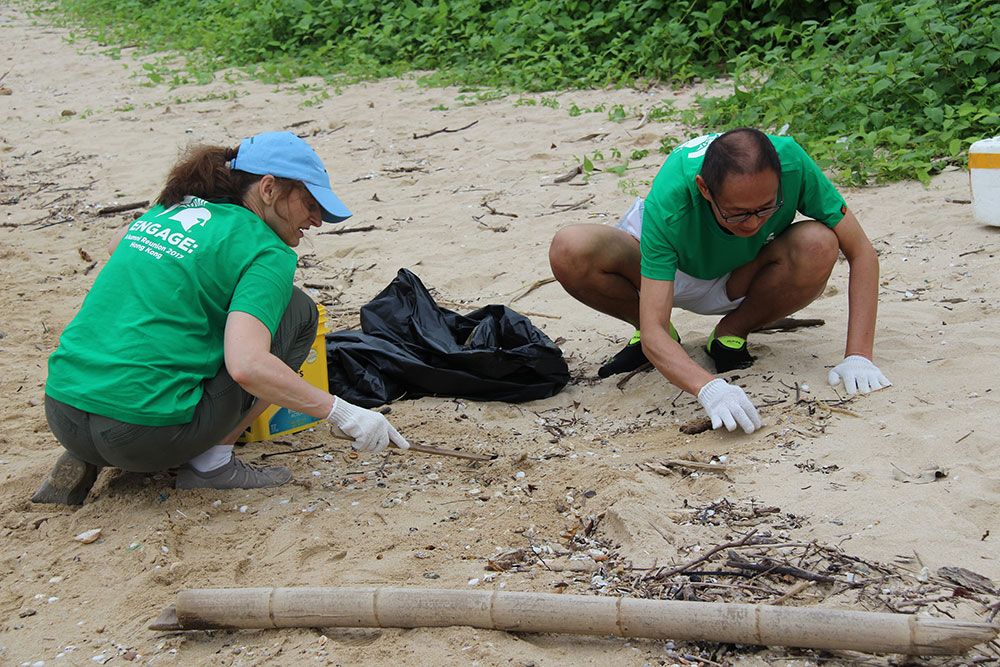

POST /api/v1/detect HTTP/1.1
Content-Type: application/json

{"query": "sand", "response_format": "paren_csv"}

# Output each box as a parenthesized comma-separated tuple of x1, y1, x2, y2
(1, 5, 998, 666)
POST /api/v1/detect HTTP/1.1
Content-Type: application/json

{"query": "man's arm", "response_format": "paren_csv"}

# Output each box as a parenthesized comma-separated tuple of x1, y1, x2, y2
(832, 208, 878, 359)
(640, 276, 763, 433)
(827, 208, 892, 395)
(638, 276, 715, 394)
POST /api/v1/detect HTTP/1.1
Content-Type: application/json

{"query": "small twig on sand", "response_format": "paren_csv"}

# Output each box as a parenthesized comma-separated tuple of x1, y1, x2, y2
(726, 553, 842, 584)
(649, 530, 759, 580)
(753, 317, 825, 334)
(551, 164, 582, 184)
(645, 458, 730, 474)
(35, 217, 75, 230)
(520, 310, 561, 320)
(98, 200, 149, 216)
(318, 225, 375, 236)
(959, 246, 994, 257)
(632, 109, 651, 130)
(616, 362, 653, 389)
(481, 198, 518, 218)
(525, 538, 553, 572)
(543, 193, 595, 215)
(769, 580, 816, 605)
(413, 120, 478, 139)
(511, 277, 556, 303)
(260, 444, 324, 459)
(405, 442, 496, 462)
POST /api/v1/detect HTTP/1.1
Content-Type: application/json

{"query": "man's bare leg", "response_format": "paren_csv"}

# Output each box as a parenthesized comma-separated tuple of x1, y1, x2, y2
(549, 224, 642, 328)
(550, 224, 665, 376)
(718, 221, 839, 340)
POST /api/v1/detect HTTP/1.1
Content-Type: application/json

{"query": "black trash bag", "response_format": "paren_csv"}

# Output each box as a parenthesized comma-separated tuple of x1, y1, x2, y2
(325, 269, 569, 407)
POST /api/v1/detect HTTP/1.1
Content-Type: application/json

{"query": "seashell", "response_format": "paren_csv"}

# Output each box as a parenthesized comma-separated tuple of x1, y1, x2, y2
(74, 528, 102, 544)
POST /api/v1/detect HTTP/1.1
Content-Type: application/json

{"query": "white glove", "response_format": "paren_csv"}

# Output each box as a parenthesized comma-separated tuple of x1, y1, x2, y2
(827, 355, 892, 395)
(697, 378, 763, 434)
(327, 397, 410, 452)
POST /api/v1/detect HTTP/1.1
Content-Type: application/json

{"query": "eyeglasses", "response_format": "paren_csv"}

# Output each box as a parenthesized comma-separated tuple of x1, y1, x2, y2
(708, 182, 784, 225)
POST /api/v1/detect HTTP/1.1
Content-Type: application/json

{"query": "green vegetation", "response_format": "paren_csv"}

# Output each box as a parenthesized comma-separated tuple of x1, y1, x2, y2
(697, 0, 1000, 185)
(46, 0, 999, 184)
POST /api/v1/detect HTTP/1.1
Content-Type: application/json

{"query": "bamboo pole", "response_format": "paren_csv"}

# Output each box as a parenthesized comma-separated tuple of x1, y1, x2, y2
(149, 587, 998, 656)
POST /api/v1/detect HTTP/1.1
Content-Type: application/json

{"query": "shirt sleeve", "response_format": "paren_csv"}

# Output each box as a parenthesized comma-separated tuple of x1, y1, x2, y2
(789, 139, 847, 228)
(229, 248, 296, 335)
(639, 208, 679, 281)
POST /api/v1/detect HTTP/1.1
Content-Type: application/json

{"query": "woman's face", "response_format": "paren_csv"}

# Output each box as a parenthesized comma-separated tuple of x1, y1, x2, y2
(264, 184, 323, 247)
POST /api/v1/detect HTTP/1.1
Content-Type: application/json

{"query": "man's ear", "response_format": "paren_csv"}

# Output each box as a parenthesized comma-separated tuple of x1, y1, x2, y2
(695, 174, 711, 201)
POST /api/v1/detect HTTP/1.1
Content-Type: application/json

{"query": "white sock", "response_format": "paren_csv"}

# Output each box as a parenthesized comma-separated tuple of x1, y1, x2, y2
(187, 445, 234, 473)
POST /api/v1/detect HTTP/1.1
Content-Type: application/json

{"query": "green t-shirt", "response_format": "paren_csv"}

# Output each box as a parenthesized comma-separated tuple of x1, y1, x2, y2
(46, 197, 298, 426)
(640, 134, 846, 281)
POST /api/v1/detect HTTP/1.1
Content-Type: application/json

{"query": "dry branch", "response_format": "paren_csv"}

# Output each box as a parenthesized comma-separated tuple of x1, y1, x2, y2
(753, 317, 825, 334)
(149, 586, 998, 655)
(413, 120, 479, 139)
(552, 165, 582, 183)
(318, 225, 376, 236)
(405, 442, 496, 462)
(543, 193, 595, 215)
(511, 277, 556, 303)
(97, 200, 148, 215)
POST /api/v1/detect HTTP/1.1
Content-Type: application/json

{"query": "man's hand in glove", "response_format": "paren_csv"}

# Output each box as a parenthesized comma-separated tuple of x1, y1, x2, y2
(697, 378, 763, 434)
(827, 355, 892, 396)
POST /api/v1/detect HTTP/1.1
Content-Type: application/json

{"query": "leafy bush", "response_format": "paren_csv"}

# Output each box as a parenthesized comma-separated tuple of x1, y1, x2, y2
(46, 0, 999, 183)
(51, 0, 847, 87)
(697, 0, 1000, 183)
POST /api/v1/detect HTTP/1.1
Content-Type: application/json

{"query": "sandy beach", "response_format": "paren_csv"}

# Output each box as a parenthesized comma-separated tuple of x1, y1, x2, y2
(1, 5, 998, 665)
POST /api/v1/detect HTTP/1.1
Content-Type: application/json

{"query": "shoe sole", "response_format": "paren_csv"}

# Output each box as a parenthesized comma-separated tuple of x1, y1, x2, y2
(31, 452, 101, 505)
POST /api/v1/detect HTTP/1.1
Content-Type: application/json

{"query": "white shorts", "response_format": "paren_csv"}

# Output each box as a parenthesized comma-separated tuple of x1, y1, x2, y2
(616, 197, 744, 316)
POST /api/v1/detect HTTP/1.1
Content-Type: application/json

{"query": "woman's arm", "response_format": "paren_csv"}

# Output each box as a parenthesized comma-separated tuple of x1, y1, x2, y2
(223, 311, 334, 419)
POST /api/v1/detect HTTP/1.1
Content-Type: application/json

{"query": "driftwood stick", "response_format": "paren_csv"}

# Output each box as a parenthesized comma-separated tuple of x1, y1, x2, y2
(318, 225, 376, 236)
(328, 428, 494, 461)
(542, 193, 595, 215)
(646, 458, 730, 473)
(149, 587, 998, 655)
(615, 362, 653, 389)
(511, 277, 556, 303)
(552, 164, 582, 184)
(413, 120, 479, 139)
(651, 531, 759, 579)
(753, 317, 825, 334)
(405, 442, 496, 462)
(97, 200, 149, 215)
(726, 554, 841, 584)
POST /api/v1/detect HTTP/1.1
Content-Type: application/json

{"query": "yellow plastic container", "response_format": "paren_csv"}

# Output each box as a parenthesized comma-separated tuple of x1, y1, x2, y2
(970, 136, 1000, 227)
(240, 303, 330, 442)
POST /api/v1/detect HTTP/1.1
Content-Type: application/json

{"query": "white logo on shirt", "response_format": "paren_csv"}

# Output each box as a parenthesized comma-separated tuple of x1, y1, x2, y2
(170, 207, 212, 232)
(682, 133, 720, 159)
(157, 196, 212, 232)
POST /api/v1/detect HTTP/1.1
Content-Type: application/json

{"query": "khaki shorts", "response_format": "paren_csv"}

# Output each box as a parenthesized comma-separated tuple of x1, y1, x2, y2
(616, 197, 744, 316)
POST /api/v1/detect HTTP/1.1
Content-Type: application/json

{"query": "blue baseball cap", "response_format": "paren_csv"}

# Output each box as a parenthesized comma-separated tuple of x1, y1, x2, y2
(231, 131, 351, 223)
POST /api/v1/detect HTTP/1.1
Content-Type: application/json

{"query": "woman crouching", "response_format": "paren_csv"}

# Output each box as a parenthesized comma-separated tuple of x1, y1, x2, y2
(34, 131, 406, 504)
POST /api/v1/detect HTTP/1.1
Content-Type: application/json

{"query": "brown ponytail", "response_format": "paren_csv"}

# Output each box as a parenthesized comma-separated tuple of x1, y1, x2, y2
(155, 145, 262, 208)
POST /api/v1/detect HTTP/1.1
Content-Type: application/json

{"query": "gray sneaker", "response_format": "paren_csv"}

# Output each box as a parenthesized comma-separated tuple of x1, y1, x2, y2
(176, 455, 292, 490)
